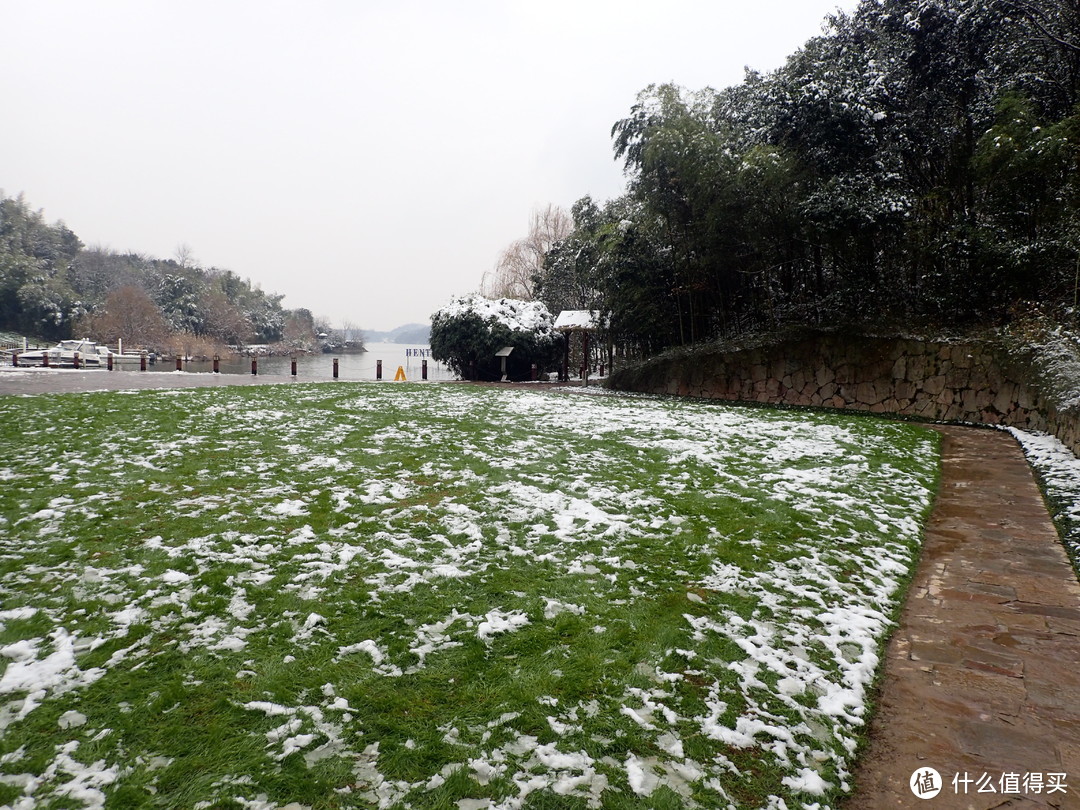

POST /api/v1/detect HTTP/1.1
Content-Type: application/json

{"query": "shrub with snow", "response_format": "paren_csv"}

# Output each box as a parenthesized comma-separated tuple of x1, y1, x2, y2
(430, 294, 563, 381)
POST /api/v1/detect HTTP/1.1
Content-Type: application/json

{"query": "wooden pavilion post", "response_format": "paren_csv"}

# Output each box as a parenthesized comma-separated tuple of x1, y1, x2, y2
(582, 330, 589, 385)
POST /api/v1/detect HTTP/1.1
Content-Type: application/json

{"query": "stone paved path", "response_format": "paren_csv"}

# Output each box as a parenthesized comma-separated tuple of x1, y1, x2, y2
(848, 425, 1080, 809)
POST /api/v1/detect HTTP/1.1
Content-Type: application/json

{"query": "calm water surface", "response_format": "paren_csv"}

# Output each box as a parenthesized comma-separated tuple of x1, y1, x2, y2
(156, 343, 454, 381)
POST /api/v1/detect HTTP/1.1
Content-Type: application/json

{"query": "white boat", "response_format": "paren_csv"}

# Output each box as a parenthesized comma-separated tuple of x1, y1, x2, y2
(13, 339, 146, 369)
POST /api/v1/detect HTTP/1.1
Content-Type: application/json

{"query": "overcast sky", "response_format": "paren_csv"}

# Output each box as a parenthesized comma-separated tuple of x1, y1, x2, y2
(2, 1, 855, 333)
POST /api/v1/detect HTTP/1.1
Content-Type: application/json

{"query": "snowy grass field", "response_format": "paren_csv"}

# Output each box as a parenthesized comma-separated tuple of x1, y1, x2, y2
(1007, 427, 1080, 574)
(0, 384, 939, 810)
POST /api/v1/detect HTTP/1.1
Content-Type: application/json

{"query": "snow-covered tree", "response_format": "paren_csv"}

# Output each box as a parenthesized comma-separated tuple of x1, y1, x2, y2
(593, 0, 1080, 341)
(430, 295, 562, 381)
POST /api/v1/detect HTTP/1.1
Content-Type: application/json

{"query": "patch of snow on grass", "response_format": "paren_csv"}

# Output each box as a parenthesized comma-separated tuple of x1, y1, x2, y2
(269, 499, 309, 517)
(476, 610, 530, 643)
(1007, 426, 1080, 569)
(0, 384, 939, 808)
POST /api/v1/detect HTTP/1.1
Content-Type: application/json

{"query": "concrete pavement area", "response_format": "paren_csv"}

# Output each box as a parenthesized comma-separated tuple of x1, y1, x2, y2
(0, 367, 309, 395)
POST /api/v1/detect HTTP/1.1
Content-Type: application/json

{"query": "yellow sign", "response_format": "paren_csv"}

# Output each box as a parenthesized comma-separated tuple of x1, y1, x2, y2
(394, 366, 407, 381)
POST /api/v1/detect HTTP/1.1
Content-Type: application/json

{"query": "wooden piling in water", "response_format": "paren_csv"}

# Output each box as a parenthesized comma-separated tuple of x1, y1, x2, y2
(333, 358, 339, 379)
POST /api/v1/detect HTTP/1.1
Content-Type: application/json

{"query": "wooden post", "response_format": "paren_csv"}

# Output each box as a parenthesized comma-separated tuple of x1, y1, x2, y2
(251, 358, 258, 375)
(73, 351, 81, 370)
(531, 363, 537, 381)
(291, 356, 298, 377)
(12, 352, 18, 367)
(42, 351, 49, 368)
(376, 359, 382, 380)
(333, 358, 339, 379)
(422, 359, 428, 380)
(582, 331, 589, 385)
(140, 352, 147, 372)
(213, 355, 220, 374)
(176, 355, 183, 371)
(107, 353, 114, 371)
(562, 334, 569, 382)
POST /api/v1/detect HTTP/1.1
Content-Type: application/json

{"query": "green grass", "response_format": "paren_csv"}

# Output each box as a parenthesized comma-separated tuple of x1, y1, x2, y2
(0, 383, 940, 809)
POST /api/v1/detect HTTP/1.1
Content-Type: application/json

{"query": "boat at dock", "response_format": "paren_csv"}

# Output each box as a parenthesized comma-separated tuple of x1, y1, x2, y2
(9, 339, 147, 369)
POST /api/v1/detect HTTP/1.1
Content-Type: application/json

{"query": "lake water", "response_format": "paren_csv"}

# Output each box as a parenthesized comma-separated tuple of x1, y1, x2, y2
(156, 342, 456, 381)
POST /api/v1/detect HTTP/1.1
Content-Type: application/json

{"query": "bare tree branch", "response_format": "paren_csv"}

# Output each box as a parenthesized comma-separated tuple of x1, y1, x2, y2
(482, 204, 573, 300)
(1003, 0, 1080, 54)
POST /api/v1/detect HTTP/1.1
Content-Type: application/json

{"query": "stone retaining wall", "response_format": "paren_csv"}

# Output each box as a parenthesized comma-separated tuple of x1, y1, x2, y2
(606, 332, 1080, 456)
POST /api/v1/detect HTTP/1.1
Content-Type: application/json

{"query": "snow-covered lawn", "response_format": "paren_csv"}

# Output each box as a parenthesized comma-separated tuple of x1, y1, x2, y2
(0, 384, 939, 809)
(1007, 427, 1080, 571)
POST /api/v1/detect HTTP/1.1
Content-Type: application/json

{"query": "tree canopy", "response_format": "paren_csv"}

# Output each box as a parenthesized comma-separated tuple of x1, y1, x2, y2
(0, 192, 326, 350)
(430, 295, 562, 381)
(0, 194, 84, 340)
(482, 205, 572, 301)
(531, 0, 1080, 355)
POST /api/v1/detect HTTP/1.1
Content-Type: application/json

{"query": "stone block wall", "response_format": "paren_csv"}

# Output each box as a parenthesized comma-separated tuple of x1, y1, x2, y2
(607, 332, 1080, 456)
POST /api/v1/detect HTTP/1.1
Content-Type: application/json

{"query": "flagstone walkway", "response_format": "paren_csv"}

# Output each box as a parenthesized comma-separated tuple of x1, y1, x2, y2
(848, 425, 1080, 809)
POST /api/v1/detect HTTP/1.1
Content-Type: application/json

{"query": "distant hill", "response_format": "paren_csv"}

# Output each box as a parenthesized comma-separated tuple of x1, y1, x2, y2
(364, 323, 431, 345)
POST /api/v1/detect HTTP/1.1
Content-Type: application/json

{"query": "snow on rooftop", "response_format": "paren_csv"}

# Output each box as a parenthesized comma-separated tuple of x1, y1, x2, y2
(434, 295, 555, 336)
(553, 310, 606, 331)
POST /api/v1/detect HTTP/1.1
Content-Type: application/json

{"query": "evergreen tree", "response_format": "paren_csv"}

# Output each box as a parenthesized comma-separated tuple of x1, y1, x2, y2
(536, 0, 1080, 352)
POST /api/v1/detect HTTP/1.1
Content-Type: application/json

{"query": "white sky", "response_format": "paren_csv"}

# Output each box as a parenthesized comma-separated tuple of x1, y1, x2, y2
(2, 1, 855, 333)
